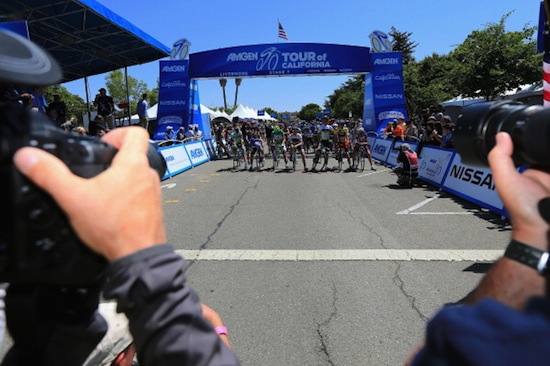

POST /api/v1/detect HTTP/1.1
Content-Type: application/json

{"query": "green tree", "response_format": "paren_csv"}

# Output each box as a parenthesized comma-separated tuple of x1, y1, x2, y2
(325, 75, 364, 119)
(389, 26, 417, 65)
(297, 103, 322, 121)
(104, 70, 148, 115)
(43, 85, 87, 123)
(451, 12, 541, 101)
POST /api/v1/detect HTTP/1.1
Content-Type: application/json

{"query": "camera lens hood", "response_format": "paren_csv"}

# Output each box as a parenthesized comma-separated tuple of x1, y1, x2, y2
(0, 29, 62, 86)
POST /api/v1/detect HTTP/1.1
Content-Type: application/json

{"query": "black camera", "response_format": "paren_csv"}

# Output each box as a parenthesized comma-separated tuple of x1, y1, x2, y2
(454, 101, 550, 168)
(0, 101, 166, 285)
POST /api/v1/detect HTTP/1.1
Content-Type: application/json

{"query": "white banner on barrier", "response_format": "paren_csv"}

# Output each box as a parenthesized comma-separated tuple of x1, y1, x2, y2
(371, 138, 393, 163)
(418, 147, 454, 185)
(185, 141, 209, 165)
(443, 154, 504, 211)
(160, 145, 192, 175)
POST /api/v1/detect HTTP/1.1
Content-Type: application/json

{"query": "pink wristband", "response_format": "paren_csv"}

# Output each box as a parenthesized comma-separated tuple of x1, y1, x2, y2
(215, 326, 228, 335)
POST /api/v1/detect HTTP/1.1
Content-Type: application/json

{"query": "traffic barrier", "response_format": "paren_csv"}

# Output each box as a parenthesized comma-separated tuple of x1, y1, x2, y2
(158, 139, 210, 180)
(370, 136, 508, 217)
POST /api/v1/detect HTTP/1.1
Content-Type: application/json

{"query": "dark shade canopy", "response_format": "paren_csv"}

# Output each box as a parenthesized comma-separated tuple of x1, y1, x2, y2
(0, 0, 170, 83)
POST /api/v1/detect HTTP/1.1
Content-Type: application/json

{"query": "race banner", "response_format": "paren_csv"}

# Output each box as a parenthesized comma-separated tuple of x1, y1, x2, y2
(189, 43, 371, 78)
(154, 59, 190, 140)
(364, 52, 407, 134)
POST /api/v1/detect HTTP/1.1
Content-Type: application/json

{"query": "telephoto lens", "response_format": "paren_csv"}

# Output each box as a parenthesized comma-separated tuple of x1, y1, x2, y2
(454, 101, 550, 168)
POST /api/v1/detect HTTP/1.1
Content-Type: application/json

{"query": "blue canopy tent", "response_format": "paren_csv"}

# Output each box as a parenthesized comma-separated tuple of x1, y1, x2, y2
(0, 0, 170, 82)
(0, 0, 170, 127)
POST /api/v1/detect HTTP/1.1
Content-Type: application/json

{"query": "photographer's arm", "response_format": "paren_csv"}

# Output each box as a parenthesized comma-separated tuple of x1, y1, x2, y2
(14, 127, 240, 365)
(463, 132, 550, 309)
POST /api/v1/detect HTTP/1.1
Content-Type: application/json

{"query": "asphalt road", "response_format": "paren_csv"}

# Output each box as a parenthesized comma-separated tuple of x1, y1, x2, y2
(159, 155, 510, 366)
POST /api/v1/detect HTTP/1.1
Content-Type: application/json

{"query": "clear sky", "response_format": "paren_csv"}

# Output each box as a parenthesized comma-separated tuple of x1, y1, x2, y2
(63, 0, 543, 113)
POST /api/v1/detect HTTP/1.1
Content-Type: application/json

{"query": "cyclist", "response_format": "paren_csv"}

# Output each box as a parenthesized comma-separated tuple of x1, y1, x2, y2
(334, 120, 352, 170)
(271, 124, 289, 169)
(352, 128, 376, 171)
(315, 119, 334, 171)
(287, 126, 308, 172)
(248, 128, 265, 171)
(227, 125, 249, 170)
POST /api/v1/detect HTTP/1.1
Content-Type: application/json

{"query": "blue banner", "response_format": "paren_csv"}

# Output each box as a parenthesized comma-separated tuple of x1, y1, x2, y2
(189, 43, 371, 78)
(0, 21, 29, 38)
(155, 60, 190, 140)
(365, 52, 407, 134)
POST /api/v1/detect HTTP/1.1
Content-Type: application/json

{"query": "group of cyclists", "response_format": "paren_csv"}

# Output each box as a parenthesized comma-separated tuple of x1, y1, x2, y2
(212, 117, 377, 172)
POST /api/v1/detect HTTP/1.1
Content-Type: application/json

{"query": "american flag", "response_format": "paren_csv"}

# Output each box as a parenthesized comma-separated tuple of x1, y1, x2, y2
(278, 21, 289, 41)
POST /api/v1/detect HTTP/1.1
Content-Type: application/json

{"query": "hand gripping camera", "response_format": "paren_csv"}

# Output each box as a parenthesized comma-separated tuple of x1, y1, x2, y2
(0, 30, 166, 285)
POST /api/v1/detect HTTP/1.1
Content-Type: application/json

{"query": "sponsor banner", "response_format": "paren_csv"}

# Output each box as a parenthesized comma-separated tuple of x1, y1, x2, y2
(368, 52, 407, 134)
(155, 59, 190, 140)
(386, 141, 418, 167)
(185, 141, 209, 165)
(370, 138, 392, 162)
(442, 153, 504, 213)
(362, 73, 376, 131)
(203, 139, 218, 159)
(418, 146, 455, 186)
(159, 144, 192, 177)
(189, 43, 371, 78)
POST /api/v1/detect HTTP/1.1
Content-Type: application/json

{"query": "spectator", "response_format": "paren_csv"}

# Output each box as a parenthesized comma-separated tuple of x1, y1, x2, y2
(93, 88, 115, 131)
(48, 94, 67, 125)
(433, 115, 454, 148)
(89, 115, 105, 137)
(165, 125, 177, 141)
(194, 125, 203, 140)
(383, 120, 395, 138)
(394, 143, 419, 187)
(185, 126, 196, 141)
(393, 117, 406, 141)
(71, 126, 88, 136)
(176, 126, 186, 141)
(404, 120, 419, 141)
(136, 93, 149, 130)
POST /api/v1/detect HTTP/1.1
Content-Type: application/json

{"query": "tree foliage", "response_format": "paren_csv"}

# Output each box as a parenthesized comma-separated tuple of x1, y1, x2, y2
(450, 12, 541, 100)
(104, 70, 149, 115)
(297, 103, 322, 121)
(43, 85, 87, 123)
(324, 75, 364, 119)
(389, 26, 417, 65)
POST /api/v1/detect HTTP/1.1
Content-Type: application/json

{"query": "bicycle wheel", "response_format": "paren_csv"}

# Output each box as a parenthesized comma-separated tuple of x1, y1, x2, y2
(291, 150, 297, 172)
(337, 151, 343, 172)
(255, 153, 262, 171)
(312, 151, 320, 171)
(272, 149, 279, 170)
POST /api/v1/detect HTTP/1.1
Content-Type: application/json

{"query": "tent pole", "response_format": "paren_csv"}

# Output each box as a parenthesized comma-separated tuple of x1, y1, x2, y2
(84, 76, 92, 128)
(124, 66, 131, 126)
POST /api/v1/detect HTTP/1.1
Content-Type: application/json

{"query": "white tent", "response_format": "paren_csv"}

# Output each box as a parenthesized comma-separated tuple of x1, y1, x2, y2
(230, 104, 258, 120)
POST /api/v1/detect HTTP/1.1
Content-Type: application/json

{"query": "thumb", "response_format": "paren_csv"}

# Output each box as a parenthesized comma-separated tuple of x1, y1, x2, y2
(14, 147, 84, 205)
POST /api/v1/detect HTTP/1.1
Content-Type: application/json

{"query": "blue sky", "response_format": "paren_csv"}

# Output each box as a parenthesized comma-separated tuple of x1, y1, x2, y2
(64, 0, 542, 112)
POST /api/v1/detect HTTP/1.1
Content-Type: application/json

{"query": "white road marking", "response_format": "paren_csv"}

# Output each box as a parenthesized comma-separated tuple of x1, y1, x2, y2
(161, 183, 177, 189)
(356, 169, 389, 178)
(175, 249, 502, 262)
(397, 194, 440, 214)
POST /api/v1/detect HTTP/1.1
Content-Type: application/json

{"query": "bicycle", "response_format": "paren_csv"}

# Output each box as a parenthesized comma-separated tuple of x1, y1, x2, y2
(232, 145, 244, 170)
(289, 146, 297, 172)
(272, 144, 284, 171)
(312, 144, 329, 171)
(334, 148, 344, 173)
(250, 146, 264, 171)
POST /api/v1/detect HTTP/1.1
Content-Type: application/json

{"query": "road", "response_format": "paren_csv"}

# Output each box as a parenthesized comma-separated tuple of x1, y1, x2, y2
(159, 156, 509, 365)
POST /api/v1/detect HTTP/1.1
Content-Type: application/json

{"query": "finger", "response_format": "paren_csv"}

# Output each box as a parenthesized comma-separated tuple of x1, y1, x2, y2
(102, 127, 149, 166)
(14, 147, 85, 206)
(488, 132, 517, 190)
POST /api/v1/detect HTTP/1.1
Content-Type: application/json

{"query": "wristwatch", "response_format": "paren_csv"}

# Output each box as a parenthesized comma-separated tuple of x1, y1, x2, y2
(504, 240, 549, 276)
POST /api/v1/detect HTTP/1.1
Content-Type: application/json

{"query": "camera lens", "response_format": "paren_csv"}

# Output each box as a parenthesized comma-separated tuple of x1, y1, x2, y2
(454, 101, 550, 168)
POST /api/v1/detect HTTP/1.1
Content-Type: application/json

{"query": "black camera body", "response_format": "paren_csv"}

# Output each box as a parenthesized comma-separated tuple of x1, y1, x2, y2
(0, 102, 166, 285)
(454, 101, 550, 168)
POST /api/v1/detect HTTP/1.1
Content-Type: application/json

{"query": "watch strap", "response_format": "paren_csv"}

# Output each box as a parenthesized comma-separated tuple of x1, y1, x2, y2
(504, 240, 549, 276)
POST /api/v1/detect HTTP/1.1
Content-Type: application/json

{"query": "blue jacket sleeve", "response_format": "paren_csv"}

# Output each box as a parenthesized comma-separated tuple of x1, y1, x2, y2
(103, 244, 240, 366)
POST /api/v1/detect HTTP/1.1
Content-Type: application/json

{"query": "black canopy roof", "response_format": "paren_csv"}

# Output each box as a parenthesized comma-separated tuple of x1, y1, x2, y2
(0, 0, 170, 83)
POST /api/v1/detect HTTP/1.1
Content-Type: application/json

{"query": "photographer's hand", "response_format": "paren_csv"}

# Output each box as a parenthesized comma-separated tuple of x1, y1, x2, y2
(13, 127, 166, 262)
(488, 132, 550, 248)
